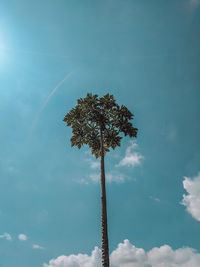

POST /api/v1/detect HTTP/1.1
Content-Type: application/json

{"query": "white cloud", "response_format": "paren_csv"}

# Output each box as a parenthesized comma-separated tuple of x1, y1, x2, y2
(181, 172, 200, 221)
(43, 239, 200, 267)
(33, 244, 45, 250)
(76, 178, 89, 185)
(89, 173, 99, 183)
(147, 244, 200, 267)
(18, 234, 27, 241)
(78, 143, 138, 185)
(0, 232, 12, 241)
(149, 196, 161, 203)
(117, 141, 144, 167)
(106, 172, 128, 183)
(43, 246, 101, 267)
(86, 159, 100, 170)
(110, 240, 147, 267)
(88, 172, 129, 184)
(84, 151, 100, 170)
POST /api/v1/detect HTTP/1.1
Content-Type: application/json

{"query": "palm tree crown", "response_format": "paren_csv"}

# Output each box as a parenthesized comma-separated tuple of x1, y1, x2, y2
(63, 93, 137, 157)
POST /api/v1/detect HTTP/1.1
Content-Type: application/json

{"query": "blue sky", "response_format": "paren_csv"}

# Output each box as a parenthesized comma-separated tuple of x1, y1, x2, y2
(0, 0, 200, 266)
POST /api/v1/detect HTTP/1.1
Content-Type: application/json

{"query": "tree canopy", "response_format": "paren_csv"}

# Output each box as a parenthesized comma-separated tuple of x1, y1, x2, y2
(63, 93, 138, 158)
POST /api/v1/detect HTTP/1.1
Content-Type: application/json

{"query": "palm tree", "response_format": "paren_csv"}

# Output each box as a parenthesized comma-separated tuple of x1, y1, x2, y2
(63, 93, 137, 267)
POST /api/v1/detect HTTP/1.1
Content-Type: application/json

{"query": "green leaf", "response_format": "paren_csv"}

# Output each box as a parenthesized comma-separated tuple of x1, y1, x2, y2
(63, 93, 138, 157)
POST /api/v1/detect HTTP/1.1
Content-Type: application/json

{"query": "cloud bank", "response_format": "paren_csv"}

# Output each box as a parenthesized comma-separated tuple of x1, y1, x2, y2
(43, 246, 101, 267)
(181, 172, 200, 221)
(44, 239, 200, 267)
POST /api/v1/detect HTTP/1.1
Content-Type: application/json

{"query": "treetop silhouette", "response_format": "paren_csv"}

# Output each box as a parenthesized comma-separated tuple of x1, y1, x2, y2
(63, 93, 137, 157)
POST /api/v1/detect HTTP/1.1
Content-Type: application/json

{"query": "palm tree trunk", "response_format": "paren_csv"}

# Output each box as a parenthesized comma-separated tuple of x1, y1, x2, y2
(100, 129, 110, 267)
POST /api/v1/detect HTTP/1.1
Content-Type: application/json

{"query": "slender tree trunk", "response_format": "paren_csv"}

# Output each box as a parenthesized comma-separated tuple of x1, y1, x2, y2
(100, 129, 110, 267)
